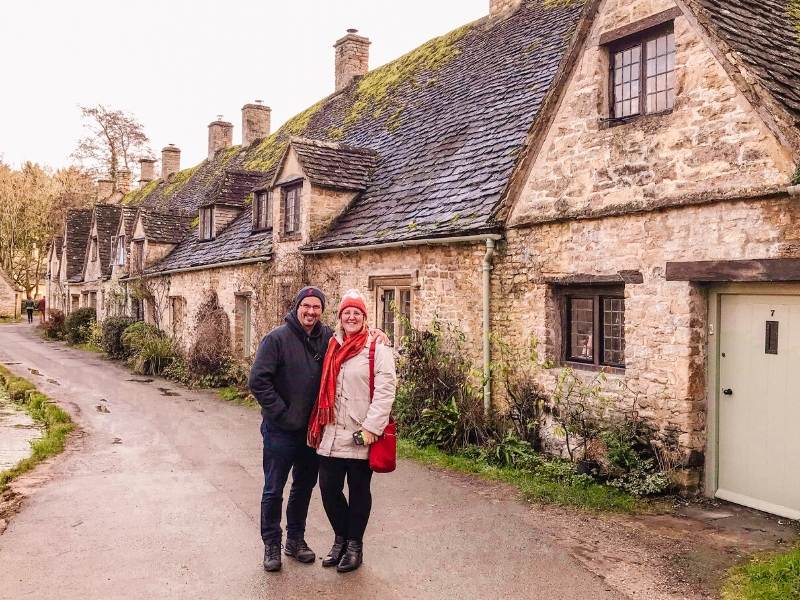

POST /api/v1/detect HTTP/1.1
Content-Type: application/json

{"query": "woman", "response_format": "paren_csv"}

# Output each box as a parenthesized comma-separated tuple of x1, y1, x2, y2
(307, 289, 396, 573)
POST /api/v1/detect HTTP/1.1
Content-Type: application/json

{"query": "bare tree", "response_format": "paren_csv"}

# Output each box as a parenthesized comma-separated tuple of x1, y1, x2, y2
(72, 105, 151, 188)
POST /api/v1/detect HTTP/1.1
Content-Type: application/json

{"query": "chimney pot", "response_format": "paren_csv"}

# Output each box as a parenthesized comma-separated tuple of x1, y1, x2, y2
(334, 29, 370, 92)
(208, 119, 234, 160)
(96, 179, 114, 202)
(139, 158, 157, 187)
(117, 168, 132, 195)
(161, 144, 181, 180)
(242, 102, 272, 146)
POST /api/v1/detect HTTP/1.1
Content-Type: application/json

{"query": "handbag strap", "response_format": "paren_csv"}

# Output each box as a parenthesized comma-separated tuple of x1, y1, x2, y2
(368, 338, 376, 402)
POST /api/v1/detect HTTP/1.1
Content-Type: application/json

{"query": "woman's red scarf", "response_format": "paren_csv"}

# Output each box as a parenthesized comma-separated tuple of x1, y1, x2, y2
(307, 329, 369, 448)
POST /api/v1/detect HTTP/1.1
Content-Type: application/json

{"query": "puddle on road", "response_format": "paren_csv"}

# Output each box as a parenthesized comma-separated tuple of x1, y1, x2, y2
(157, 387, 180, 397)
(127, 378, 154, 383)
(1, 362, 21, 366)
(46, 378, 60, 386)
(112, 437, 122, 445)
(28, 368, 42, 376)
(95, 405, 110, 414)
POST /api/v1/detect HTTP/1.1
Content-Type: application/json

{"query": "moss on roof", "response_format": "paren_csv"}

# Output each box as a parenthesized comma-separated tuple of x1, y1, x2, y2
(790, 0, 800, 40)
(340, 22, 473, 133)
(122, 178, 160, 205)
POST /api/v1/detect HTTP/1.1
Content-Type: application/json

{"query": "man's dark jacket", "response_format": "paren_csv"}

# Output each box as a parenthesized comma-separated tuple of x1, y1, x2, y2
(248, 311, 333, 432)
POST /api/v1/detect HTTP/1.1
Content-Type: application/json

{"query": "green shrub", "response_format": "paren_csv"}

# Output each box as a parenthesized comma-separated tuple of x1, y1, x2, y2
(101, 317, 136, 358)
(121, 322, 175, 375)
(480, 433, 540, 469)
(42, 309, 66, 340)
(162, 354, 192, 385)
(195, 356, 249, 388)
(64, 308, 96, 345)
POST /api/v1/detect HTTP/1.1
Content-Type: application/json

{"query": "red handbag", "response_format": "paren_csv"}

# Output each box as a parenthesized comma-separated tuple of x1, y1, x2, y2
(367, 339, 396, 473)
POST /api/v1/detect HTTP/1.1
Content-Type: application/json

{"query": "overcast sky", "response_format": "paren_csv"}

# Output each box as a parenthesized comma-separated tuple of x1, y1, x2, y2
(0, 0, 489, 173)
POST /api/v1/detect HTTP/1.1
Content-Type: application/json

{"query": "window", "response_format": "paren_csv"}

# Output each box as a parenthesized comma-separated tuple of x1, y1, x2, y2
(253, 191, 272, 231)
(609, 25, 675, 119)
(133, 240, 145, 274)
(90, 236, 98, 262)
(561, 287, 625, 368)
(379, 285, 412, 345)
(116, 235, 126, 266)
(169, 296, 186, 337)
(282, 185, 301, 235)
(200, 207, 215, 241)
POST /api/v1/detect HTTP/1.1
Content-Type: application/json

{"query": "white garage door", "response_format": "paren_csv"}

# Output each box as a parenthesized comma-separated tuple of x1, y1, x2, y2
(717, 294, 800, 519)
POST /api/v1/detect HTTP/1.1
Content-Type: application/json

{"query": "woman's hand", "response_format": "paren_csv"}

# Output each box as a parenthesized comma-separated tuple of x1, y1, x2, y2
(361, 429, 379, 445)
(369, 328, 390, 345)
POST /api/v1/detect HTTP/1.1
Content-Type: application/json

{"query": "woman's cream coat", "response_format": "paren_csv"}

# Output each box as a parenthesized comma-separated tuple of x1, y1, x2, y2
(316, 334, 397, 460)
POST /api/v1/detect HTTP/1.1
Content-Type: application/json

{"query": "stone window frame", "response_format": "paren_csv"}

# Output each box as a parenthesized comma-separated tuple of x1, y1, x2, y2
(132, 239, 145, 274)
(90, 236, 99, 262)
(370, 275, 414, 346)
(600, 8, 680, 126)
(556, 285, 625, 371)
(252, 191, 273, 232)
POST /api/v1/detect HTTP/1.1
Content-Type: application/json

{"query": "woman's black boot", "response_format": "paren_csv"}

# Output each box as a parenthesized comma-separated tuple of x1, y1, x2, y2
(336, 540, 363, 572)
(322, 536, 348, 568)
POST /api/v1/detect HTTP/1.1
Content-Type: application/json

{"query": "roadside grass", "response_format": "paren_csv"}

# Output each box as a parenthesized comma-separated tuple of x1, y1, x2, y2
(398, 439, 646, 513)
(74, 341, 104, 354)
(0, 365, 74, 493)
(722, 545, 800, 600)
(0, 316, 22, 324)
(217, 386, 259, 409)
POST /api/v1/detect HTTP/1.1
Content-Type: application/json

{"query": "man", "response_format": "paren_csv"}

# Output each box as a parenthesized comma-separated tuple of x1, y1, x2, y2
(25, 297, 35, 323)
(249, 286, 331, 572)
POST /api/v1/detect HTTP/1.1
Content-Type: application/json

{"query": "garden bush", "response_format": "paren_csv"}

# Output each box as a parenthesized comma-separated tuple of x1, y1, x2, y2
(41, 309, 66, 340)
(64, 308, 96, 345)
(187, 292, 232, 377)
(100, 317, 136, 358)
(121, 322, 175, 375)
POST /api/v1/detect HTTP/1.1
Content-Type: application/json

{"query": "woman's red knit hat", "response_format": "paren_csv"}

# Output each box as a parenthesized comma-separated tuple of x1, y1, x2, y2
(338, 289, 367, 318)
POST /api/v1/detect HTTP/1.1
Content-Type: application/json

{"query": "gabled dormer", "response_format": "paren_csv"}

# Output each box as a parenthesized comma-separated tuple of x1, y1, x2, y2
(198, 168, 265, 241)
(130, 209, 194, 275)
(81, 204, 122, 284)
(47, 237, 63, 283)
(110, 207, 138, 278)
(263, 137, 379, 243)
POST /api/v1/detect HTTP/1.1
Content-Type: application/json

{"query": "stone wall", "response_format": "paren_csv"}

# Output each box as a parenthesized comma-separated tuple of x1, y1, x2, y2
(496, 196, 800, 483)
(0, 270, 18, 318)
(308, 186, 358, 241)
(510, 0, 794, 227)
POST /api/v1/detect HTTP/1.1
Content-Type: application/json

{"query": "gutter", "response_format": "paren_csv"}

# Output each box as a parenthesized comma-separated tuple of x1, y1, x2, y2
(301, 233, 503, 255)
(482, 238, 497, 417)
(134, 255, 271, 278)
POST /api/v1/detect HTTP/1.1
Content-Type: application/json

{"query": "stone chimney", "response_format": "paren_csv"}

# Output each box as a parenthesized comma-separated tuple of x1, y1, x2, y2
(96, 179, 114, 202)
(489, 0, 522, 17)
(161, 144, 181, 180)
(117, 168, 132, 194)
(334, 29, 370, 92)
(139, 158, 156, 187)
(242, 101, 271, 146)
(208, 117, 234, 160)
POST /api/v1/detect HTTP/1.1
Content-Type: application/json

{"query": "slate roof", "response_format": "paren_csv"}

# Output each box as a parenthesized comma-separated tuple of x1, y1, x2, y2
(697, 0, 800, 125)
(200, 169, 266, 208)
(145, 206, 272, 273)
(64, 209, 92, 282)
(272, 138, 380, 191)
(138, 211, 194, 244)
(94, 204, 123, 277)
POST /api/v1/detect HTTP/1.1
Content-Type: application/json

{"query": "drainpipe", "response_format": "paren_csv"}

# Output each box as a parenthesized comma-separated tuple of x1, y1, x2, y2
(482, 237, 496, 417)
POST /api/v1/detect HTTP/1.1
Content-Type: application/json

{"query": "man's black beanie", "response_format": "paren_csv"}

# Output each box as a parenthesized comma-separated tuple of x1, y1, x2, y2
(293, 286, 326, 311)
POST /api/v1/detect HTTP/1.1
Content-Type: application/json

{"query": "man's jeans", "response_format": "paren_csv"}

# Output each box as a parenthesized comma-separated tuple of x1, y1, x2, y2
(260, 420, 319, 546)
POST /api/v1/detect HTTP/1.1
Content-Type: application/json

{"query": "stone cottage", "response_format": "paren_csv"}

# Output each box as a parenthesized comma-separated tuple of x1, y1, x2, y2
(0, 267, 22, 319)
(45, 0, 800, 517)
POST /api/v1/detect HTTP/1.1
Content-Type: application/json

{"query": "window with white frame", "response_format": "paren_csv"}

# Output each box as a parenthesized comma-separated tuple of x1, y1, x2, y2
(116, 235, 126, 266)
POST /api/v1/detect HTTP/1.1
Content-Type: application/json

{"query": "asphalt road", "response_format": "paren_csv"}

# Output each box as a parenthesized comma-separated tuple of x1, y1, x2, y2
(0, 323, 623, 600)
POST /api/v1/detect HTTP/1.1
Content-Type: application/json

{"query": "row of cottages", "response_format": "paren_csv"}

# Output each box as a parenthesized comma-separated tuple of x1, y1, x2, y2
(0, 268, 23, 318)
(45, 0, 800, 518)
